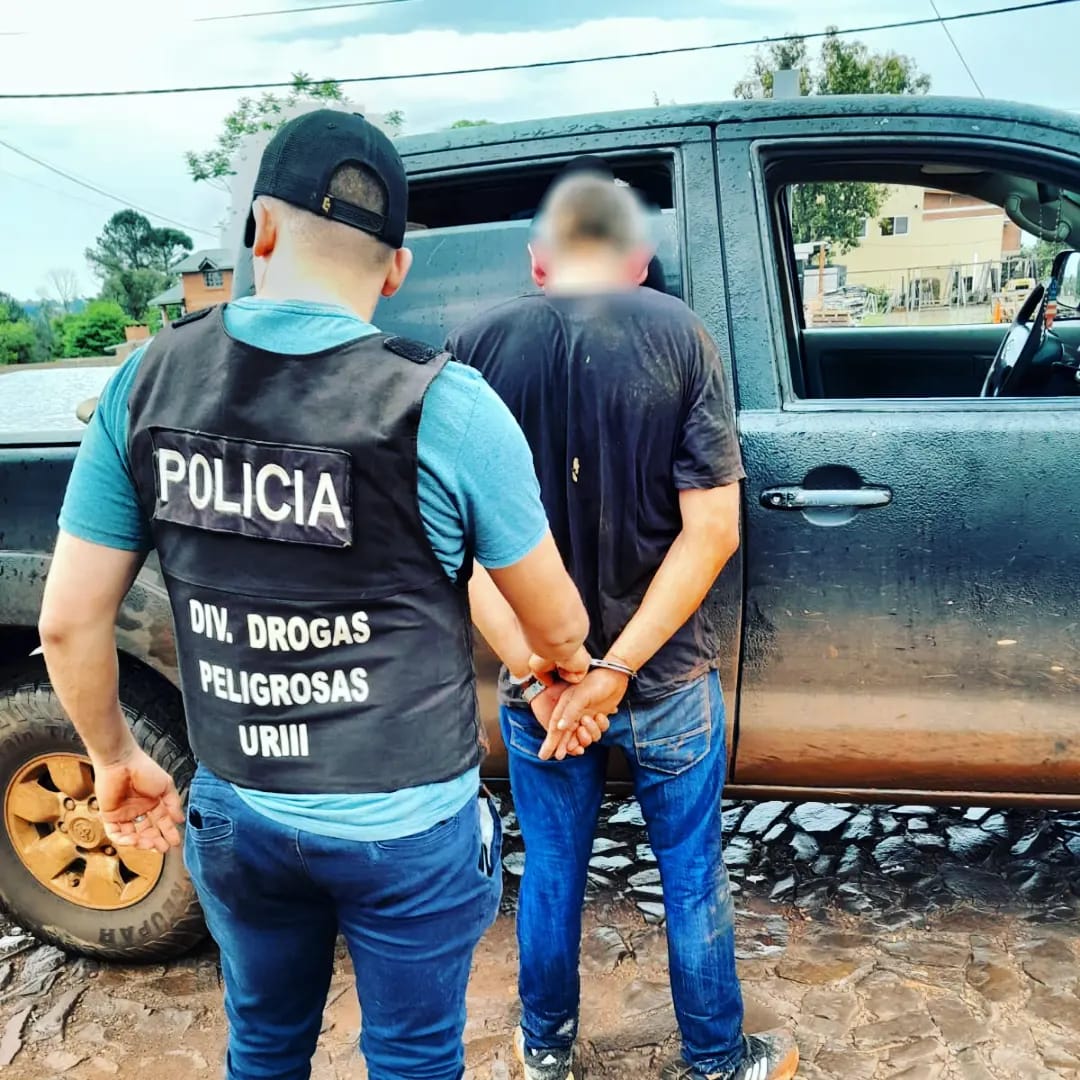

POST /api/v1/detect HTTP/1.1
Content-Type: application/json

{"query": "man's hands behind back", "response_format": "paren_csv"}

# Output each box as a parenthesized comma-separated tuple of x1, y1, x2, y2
(550, 668, 630, 739)
(527, 654, 624, 761)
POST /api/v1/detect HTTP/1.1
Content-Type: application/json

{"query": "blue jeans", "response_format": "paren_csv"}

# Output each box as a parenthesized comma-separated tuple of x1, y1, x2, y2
(502, 671, 744, 1076)
(183, 767, 502, 1080)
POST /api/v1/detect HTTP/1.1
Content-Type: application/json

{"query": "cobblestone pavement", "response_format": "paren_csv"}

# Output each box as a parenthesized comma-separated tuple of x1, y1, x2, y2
(1, 797, 1078, 1080)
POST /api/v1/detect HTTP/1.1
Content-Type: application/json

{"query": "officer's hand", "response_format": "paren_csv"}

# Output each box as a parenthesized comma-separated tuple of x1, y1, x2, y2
(94, 748, 184, 854)
(530, 644, 590, 686)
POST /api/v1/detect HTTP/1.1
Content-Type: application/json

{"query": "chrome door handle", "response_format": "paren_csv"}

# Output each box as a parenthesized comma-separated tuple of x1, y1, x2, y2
(760, 486, 893, 511)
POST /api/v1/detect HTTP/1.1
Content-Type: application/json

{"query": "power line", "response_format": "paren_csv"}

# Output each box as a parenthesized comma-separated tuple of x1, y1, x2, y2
(195, 0, 420, 23)
(0, 139, 218, 237)
(929, 0, 986, 98)
(1, 0, 1073, 100)
(0, 166, 121, 215)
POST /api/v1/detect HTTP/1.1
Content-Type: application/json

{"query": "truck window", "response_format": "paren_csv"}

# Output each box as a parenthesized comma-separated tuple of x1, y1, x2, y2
(377, 156, 681, 346)
(765, 156, 1080, 400)
(793, 183, 1027, 330)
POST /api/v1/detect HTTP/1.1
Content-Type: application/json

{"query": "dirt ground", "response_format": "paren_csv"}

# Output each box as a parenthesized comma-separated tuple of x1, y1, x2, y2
(2, 796, 1078, 1080)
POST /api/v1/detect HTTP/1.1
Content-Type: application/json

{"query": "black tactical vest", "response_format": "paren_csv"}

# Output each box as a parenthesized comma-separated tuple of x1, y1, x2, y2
(126, 306, 481, 794)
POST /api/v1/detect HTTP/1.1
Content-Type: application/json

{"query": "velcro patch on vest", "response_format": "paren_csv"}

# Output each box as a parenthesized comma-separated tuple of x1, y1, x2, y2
(383, 335, 440, 364)
(150, 427, 353, 548)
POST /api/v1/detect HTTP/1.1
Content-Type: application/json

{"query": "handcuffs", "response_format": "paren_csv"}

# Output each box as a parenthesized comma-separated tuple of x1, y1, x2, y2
(511, 657, 637, 704)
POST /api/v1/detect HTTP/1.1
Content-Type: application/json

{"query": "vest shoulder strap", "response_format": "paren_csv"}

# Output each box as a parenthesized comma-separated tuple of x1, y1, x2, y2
(169, 306, 215, 329)
(382, 335, 445, 365)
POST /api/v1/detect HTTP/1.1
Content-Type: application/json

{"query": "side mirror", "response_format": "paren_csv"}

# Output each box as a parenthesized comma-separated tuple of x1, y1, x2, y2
(1053, 250, 1080, 313)
(76, 397, 98, 425)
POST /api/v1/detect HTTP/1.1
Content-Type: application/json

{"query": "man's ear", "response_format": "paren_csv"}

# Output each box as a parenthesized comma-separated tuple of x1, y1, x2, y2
(631, 247, 652, 286)
(381, 247, 414, 298)
(529, 243, 548, 289)
(251, 199, 278, 259)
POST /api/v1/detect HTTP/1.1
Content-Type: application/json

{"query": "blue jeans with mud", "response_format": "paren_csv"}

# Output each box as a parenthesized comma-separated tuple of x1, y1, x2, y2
(183, 767, 502, 1080)
(502, 670, 745, 1076)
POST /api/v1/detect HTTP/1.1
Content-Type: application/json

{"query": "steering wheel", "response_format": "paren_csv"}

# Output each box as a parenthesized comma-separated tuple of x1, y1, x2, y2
(981, 282, 1047, 397)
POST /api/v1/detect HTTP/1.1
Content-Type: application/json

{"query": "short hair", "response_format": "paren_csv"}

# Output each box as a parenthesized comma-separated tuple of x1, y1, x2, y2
(264, 163, 395, 271)
(534, 173, 648, 255)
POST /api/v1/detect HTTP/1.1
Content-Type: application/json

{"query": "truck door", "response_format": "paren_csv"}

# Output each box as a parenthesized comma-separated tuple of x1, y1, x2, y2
(719, 107, 1080, 799)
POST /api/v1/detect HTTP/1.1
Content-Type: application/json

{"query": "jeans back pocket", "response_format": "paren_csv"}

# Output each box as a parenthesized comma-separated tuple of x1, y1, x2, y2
(186, 807, 234, 844)
(373, 808, 462, 852)
(628, 677, 712, 776)
(504, 706, 546, 759)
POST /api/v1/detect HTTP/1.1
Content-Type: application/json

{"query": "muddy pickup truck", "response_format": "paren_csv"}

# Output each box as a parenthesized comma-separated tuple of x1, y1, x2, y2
(2, 95, 1080, 961)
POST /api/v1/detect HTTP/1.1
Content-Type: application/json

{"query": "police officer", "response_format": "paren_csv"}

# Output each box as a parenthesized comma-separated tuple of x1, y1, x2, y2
(39, 110, 590, 1080)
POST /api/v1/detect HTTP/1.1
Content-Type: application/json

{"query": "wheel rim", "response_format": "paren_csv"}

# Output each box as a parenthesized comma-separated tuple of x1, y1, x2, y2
(4, 753, 164, 911)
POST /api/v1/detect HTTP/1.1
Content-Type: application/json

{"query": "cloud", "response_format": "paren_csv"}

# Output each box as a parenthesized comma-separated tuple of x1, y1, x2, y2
(0, 0, 1074, 298)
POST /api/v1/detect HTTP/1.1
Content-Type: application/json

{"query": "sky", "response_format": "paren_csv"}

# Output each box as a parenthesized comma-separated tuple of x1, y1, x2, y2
(0, 0, 1077, 300)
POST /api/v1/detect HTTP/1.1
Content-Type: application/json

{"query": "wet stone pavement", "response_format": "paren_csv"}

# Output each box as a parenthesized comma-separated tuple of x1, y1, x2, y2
(1, 797, 1078, 1079)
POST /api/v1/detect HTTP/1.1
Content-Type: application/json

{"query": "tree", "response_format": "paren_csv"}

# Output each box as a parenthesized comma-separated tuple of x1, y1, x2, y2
(383, 109, 405, 135)
(787, 181, 891, 256)
(44, 268, 80, 313)
(450, 118, 493, 128)
(101, 268, 171, 322)
(0, 292, 26, 324)
(817, 31, 931, 96)
(85, 211, 193, 279)
(0, 291, 51, 364)
(735, 28, 930, 253)
(0, 321, 36, 365)
(734, 38, 812, 100)
(735, 28, 930, 99)
(186, 73, 347, 184)
(59, 301, 130, 358)
(1024, 238, 1070, 279)
(30, 309, 57, 361)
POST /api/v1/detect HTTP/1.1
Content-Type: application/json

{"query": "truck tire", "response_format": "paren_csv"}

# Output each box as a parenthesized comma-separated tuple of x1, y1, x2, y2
(0, 667, 205, 961)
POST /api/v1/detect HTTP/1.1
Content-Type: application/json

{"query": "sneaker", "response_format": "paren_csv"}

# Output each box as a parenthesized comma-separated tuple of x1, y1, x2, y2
(659, 1029, 799, 1080)
(514, 1026, 577, 1080)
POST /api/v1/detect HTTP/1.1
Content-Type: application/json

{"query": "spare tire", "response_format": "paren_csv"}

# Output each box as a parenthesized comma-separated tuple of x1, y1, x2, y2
(0, 666, 205, 961)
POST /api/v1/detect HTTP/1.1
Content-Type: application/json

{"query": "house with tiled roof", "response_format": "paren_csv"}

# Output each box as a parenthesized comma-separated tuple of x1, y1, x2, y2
(149, 248, 233, 324)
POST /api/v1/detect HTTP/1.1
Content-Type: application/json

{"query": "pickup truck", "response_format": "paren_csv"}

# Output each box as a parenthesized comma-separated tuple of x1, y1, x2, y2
(2, 95, 1080, 961)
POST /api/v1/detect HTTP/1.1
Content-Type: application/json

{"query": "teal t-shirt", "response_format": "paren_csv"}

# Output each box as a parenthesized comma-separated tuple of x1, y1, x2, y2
(58, 296, 549, 840)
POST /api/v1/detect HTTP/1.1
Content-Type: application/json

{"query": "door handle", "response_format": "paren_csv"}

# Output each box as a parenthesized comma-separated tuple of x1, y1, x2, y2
(760, 485, 892, 511)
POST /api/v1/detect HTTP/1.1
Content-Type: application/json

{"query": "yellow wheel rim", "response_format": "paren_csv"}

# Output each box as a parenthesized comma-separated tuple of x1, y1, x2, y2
(4, 753, 164, 911)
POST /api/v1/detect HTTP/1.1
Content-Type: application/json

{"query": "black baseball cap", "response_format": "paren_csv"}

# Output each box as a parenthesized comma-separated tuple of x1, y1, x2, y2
(243, 109, 407, 250)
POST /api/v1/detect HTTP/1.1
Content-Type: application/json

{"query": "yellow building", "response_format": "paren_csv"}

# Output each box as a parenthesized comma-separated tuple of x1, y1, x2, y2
(837, 185, 1023, 304)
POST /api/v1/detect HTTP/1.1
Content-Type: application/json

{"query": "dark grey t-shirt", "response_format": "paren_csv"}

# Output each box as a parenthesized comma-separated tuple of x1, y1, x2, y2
(448, 288, 744, 702)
